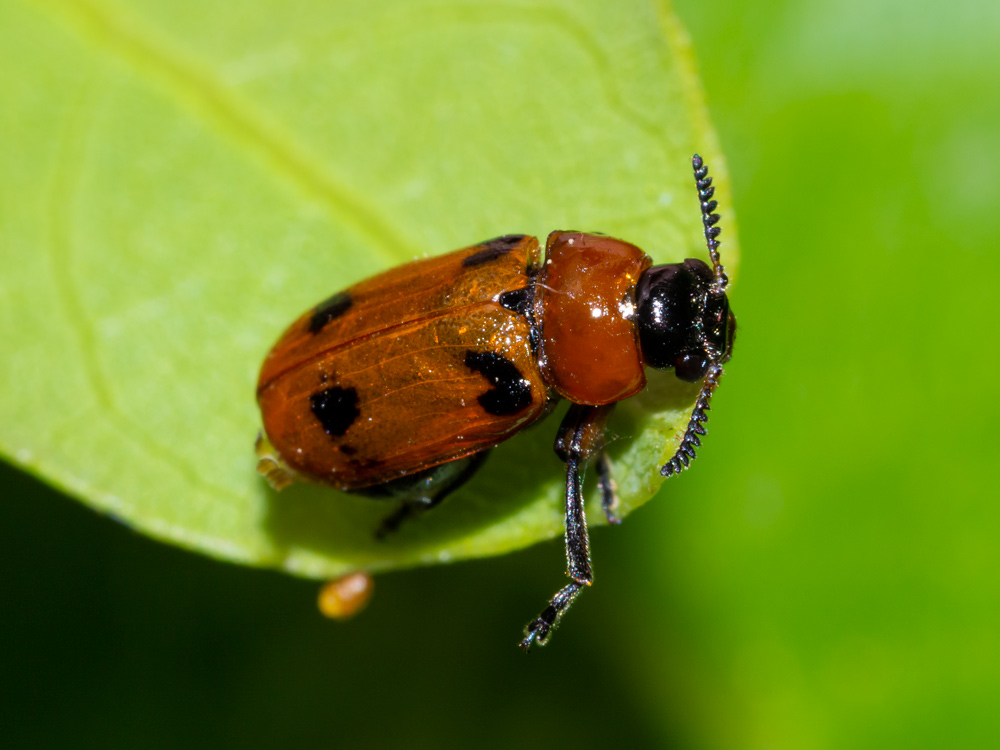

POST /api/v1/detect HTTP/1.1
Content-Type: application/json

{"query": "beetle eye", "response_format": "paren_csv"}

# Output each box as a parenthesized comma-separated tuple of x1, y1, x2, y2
(675, 351, 709, 382)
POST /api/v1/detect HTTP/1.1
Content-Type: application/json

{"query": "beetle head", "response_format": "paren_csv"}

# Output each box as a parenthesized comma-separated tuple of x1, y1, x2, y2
(635, 258, 735, 381)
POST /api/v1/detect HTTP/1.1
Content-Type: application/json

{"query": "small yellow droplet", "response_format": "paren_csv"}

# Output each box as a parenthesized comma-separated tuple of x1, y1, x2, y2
(317, 571, 374, 620)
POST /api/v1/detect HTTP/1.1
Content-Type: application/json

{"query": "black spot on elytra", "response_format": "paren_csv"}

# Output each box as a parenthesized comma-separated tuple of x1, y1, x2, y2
(499, 285, 540, 353)
(338, 445, 358, 456)
(310, 385, 360, 437)
(308, 291, 352, 334)
(462, 235, 525, 267)
(498, 286, 533, 318)
(464, 350, 534, 416)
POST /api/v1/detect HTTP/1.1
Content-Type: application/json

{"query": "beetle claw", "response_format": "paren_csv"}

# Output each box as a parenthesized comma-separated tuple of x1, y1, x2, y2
(519, 581, 586, 652)
(520, 619, 550, 652)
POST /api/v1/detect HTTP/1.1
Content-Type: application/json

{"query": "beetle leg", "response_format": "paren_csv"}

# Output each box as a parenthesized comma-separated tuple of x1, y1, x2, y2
(521, 403, 615, 650)
(255, 431, 296, 491)
(374, 486, 449, 540)
(374, 502, 420, 539)
(595, 451, 621, 525)
(362, 451, 490, 539)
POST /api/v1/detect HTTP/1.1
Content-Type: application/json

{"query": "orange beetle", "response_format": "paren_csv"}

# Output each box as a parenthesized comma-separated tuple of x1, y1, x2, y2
(256, 156, 736, 649)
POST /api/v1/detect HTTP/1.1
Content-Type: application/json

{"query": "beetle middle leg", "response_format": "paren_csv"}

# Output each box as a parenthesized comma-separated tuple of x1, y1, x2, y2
(595, 450, 621, 525)
(355, 451, 490, 539)
(521, 403, 615, 650)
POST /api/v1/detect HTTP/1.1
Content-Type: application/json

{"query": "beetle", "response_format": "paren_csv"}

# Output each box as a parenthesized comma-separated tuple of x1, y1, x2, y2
(255, 155, 736, 649)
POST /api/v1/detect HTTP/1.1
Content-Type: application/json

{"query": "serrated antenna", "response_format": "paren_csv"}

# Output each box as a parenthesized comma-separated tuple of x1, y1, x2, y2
(660, 363, 722, 477)
(692, 154, 727, 290)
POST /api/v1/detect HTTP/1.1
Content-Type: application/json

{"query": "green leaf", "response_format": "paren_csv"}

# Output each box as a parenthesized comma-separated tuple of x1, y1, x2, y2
(1, 0, 738, 578)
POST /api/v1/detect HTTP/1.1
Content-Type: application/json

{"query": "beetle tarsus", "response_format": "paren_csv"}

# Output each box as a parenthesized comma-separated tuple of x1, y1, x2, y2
(520, 581, 586, 651)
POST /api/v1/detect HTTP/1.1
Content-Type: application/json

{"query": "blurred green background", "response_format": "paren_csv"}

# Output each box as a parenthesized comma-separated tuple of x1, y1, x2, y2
(4, 0, 999, 748)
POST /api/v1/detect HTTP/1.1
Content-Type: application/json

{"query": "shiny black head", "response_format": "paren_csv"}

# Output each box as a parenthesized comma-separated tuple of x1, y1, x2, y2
(635, 258, 735, 382)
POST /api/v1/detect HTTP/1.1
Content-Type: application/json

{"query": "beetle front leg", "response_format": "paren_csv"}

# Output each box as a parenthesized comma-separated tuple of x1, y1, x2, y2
(521, 403, 614, 650)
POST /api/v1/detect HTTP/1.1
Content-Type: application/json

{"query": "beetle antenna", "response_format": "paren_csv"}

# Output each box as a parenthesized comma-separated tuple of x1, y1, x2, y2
(692, 154, 727, 290)
(660, 363, 723, 477)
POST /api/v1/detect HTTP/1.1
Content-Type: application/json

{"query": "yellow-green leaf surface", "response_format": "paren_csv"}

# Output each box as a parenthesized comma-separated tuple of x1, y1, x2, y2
(1, 0, 737, 578)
